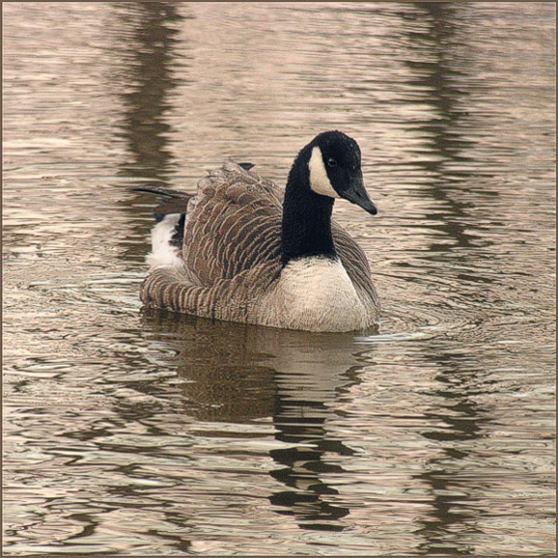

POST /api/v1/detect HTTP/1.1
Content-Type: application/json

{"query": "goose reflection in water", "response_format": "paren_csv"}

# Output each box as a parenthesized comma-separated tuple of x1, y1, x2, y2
(142, 309, 377, 531)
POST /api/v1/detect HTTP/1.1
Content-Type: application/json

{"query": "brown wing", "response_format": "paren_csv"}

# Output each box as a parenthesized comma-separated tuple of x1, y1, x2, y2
(183, 162, 283, 286)
(332, 220, 380, 308)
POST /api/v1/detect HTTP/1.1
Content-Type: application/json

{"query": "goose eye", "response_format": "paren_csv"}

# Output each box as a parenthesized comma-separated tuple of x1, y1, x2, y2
(327, 158, 337, 168)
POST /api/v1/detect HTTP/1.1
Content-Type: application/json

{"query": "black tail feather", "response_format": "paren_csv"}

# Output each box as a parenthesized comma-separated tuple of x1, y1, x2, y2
(132, 186, 193, 222)
(132, 186, 190, 199)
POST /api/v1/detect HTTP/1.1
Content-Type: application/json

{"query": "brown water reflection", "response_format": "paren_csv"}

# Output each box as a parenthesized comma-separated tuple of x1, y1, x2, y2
(3, 2, 555, 555)
(143, 311, 363, 531)
(115, 3, 183, 185)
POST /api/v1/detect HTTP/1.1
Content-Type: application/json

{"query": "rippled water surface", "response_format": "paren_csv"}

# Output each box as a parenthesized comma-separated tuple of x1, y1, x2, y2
(3, 2, 556, 555)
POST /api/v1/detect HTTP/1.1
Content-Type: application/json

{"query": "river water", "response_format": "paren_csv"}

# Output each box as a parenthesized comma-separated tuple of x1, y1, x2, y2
(3, 2, 555, 555)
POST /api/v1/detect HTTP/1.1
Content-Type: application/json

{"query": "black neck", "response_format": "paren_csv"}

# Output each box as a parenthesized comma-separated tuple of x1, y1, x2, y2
(281, 152, 336, 266)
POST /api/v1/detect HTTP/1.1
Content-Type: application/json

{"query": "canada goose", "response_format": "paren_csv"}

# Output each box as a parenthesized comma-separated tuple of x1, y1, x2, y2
(136, 130, 380, 332)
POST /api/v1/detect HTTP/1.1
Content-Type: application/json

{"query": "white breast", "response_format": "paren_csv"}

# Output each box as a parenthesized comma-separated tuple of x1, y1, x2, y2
(264, 257, 368, 332)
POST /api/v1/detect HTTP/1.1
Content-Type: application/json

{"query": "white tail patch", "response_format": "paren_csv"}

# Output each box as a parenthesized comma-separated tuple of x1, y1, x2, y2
(146, 214, 183, 271)
(309, 146, 339, 198)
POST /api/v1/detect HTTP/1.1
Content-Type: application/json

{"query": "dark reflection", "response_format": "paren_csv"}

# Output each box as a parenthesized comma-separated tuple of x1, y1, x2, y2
(402, 2, 480, 252)
(113, 2, 185, 186)
(268, 391, 355, 531)
(269, 355, 364, 531)
(400, 4, 493, 553)
(109, 2, 189, 263)
(141, 310, 376, 531)
(414, 345, 490, 555)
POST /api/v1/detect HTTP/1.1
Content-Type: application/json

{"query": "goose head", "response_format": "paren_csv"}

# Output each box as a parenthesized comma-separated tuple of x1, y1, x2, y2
(306, 130, 377, 215)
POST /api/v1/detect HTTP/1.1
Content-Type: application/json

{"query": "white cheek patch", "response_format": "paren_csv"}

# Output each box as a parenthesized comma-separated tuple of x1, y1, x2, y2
(309, 146, 339, 198)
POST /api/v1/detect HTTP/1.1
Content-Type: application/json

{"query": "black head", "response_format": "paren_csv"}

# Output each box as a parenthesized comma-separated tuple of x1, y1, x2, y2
(306, 130, 377, 215)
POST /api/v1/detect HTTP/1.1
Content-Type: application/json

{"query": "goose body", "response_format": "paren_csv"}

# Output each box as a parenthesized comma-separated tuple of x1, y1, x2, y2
(138, 131, 380, 332)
